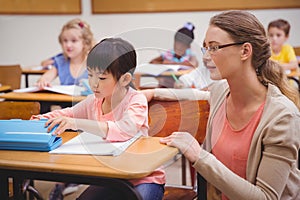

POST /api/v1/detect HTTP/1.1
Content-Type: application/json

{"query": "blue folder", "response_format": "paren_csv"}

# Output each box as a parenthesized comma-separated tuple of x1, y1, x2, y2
(80, 78, 93, 96)
(0, 119, 62, 151)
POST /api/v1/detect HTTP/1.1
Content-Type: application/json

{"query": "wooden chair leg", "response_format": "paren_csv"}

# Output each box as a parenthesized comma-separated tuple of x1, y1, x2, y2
(22, 179, 44, 200)
(298, 149, 300, 169)
(189, 163, 196, 187)
(181, 156, 187, 185)
(183, 156, 197, 187)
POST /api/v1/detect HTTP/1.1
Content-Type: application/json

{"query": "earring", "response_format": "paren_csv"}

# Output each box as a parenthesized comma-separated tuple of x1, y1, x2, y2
(256, 68, 260, 76)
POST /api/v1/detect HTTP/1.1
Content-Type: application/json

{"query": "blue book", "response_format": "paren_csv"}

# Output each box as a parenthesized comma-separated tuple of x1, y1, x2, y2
(0, 119, 62, 151)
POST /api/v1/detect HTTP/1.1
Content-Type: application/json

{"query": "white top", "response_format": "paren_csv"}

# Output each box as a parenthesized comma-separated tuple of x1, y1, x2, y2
(179, 65, 214, 89)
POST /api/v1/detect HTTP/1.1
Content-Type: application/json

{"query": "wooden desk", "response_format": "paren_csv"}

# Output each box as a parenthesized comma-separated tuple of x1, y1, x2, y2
(22, 67, 48, 87)
(134, 69, 192, 89)
(0, 92, 86, 114)
(0, 85, 11, 92)
(0, 131, 178, 199)
(287, 71, 300, 78)
(0, 92, 85, 103)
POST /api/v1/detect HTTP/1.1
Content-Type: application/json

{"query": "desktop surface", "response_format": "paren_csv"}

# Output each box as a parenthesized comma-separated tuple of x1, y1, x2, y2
(0, 131, 178, 179)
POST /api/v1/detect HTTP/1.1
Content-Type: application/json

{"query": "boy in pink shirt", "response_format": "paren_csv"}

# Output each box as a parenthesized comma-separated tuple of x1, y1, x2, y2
(32, 38, 165, 200)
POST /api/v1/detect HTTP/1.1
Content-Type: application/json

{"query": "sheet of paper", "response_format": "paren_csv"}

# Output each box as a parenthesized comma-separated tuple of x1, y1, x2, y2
(49, 131, 142, 156)
(13, 85, 85, 96)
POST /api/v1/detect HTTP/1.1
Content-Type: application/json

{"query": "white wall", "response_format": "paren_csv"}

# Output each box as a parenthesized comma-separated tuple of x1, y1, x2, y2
(1, 1, 300, 68)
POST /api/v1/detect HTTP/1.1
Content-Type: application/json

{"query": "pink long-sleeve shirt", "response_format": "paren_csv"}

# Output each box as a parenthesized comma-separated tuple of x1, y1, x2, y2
(32, 87, 165, 186)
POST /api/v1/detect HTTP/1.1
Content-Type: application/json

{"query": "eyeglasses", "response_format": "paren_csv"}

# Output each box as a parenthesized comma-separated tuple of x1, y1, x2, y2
(201, 42, 245, 55)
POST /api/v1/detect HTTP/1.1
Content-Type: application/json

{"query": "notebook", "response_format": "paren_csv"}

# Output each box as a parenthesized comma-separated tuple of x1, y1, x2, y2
(0, 119, 62, 151)
(13, 85, 85, 96)
(50, 131, 143, 156)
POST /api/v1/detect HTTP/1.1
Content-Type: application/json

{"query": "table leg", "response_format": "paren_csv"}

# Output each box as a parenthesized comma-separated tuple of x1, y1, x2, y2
(197, 173, 207, 200)
(0, 171, 9, 199)
(181, 156, 187, 185)
(13, 176, 25, 200)
(40, 101, 73, 114)
(25, 74, 29, 88)
(2, 169, 142, 200)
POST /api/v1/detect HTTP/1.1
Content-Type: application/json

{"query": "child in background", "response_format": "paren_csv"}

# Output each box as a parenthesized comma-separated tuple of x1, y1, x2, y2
(150, 22, 199, 87)
(37, 18, 95, 88)
(32, 38, 165, 200)
(150, 22, 198, 68)
(37, 18, 95, 113)
(268, 19, 298, 74)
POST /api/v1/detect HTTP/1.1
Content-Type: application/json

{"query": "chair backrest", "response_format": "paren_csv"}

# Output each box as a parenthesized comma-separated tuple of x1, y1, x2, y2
(0, 101, 40, 120)
(0, 65, 22, 90)
(148, 100, 209, 144)
(294, 46, 300, 56)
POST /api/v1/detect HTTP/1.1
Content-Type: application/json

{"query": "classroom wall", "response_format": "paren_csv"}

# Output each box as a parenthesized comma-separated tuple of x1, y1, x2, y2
(0, 1, 300, 70)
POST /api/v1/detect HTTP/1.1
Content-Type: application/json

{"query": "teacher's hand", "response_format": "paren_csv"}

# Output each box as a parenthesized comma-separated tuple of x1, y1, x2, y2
(160, 132, 202, 163)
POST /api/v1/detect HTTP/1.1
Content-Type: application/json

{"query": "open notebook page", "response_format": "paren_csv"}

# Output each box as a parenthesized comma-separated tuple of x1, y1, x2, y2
(14, 85, 85, 96)
(49, 131, 142, 156)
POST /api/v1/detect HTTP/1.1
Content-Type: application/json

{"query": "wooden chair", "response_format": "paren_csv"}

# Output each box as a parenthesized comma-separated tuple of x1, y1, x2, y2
(0, 101, 40, 120)
(0, 64, 22, 90)
(294, 46, 300, 68)
(294, 46, 300, 56)
(286, 47, 300, 92)
(0, 101, 42, 199)
(148, 100, 210, 200)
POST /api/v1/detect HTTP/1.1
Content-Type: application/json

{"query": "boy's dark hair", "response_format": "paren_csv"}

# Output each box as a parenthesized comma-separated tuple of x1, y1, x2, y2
(175, 22, 195, 45)
(268, 19, 290, 36)
(87, 38, 136, 81)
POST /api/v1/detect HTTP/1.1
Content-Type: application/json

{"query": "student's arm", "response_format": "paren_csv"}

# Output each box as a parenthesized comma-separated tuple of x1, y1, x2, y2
(150, 55, 164, 64)
(46, 117, 108, 137)
(141, 88, 210, 102)
(42, 93, 148, 141)
(32, 96, 109, 137)
(72, 95, 147, 141)
(36, 67, 58, 88)
(280, 60, 298, 71)
(41, 58, 54, 67)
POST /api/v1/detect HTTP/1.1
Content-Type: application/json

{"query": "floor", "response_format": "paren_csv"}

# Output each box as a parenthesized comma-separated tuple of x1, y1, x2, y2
(31, 154, 193, 199)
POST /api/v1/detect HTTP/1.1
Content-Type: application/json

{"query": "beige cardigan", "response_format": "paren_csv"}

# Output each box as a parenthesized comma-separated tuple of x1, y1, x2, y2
(194, 81, 300, 200)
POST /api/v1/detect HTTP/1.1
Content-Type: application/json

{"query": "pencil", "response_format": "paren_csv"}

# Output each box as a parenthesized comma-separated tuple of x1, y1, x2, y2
(171, 72, 180, 83)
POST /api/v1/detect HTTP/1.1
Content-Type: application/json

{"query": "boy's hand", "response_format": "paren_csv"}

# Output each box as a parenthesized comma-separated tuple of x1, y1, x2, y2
(174, 80, 185, 89)
(45, 116, 76, 135)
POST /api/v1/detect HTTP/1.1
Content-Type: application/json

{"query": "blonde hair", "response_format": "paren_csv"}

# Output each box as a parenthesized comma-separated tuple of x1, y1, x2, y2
(210, 10, 300, 109)
(59, 18, 95, 60)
